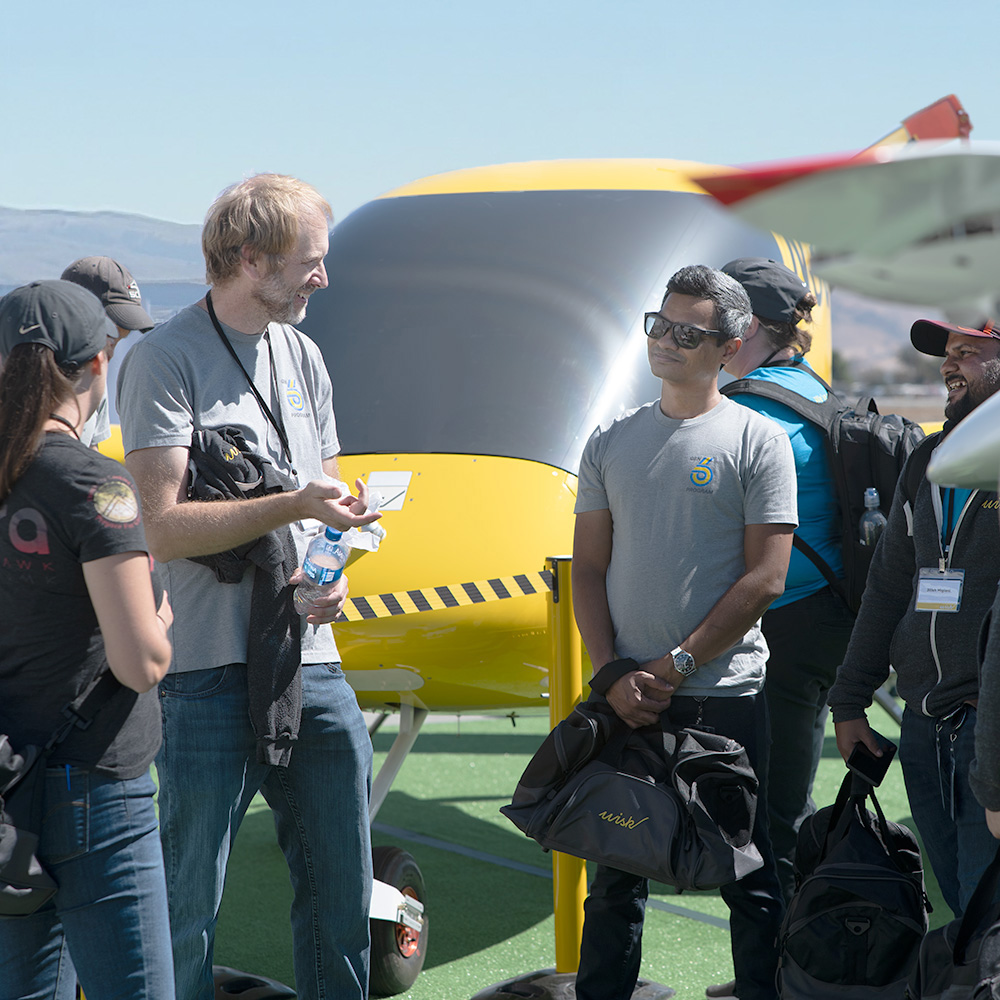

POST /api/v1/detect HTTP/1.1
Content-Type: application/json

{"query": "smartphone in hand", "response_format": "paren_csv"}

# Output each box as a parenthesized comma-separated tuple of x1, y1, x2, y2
(847, 731, 897, 787)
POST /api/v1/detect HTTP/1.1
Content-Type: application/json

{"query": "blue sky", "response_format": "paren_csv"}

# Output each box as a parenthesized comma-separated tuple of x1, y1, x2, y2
(3, 0, 998, 226)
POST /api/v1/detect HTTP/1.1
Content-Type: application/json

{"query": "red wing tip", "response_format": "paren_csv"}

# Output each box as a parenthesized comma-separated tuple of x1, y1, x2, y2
(693, 149, 883, 205)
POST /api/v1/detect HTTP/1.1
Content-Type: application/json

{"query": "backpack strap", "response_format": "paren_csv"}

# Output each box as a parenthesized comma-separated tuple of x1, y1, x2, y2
(823, 770, 859, 849)
(46, 669, 123, 750)
(721, 376, 842, 434)
(0, 669, 122, 803)
(823, 771, 914, 877)
(790, 535, 850, 608)
(864, 782, 914, 876)
(900, 433, 940, 508)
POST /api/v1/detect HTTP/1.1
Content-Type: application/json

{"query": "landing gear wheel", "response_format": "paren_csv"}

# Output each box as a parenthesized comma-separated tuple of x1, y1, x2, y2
(370, 846, 428, 997)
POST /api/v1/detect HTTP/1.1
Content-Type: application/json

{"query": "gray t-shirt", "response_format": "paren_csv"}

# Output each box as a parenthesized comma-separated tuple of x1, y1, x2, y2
(116, 303, 341, 673)
(575, 397, 797, 696)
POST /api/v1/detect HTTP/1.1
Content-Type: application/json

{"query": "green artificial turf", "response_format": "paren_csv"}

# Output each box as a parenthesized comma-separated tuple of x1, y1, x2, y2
(213, 705, 948, 1000)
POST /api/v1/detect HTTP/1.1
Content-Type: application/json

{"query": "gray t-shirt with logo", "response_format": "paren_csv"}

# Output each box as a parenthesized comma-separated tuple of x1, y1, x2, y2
(575, 397, 797, 696)
(117, 303, 341, 673)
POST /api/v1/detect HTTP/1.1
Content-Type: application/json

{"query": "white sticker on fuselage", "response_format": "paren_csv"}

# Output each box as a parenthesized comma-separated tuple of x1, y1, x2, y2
(366, 471, 413, 511)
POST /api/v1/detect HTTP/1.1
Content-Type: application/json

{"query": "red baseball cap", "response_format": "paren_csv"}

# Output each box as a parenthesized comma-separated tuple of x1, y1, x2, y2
(910, 318, 1000, 357)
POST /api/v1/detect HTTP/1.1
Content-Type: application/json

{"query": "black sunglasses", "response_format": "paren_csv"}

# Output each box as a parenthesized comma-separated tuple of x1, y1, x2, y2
(644, 313, 726, 349)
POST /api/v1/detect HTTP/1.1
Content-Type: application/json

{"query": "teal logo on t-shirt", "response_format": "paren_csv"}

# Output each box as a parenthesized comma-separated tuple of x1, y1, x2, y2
(690, 457, 714, 487)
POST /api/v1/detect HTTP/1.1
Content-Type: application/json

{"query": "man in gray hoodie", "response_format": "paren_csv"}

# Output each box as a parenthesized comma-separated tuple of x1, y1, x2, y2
(830, 317, 1000, 918)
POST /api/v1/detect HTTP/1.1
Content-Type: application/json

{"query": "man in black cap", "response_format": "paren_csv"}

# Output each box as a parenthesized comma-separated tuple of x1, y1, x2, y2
(831, 317, 1000, 919)
(701, 258, 853, 1000)
(61, 256, 154, 449)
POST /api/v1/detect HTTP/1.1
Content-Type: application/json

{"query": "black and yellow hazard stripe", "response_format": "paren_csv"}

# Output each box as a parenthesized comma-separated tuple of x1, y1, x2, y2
(339, 570, 554, 622)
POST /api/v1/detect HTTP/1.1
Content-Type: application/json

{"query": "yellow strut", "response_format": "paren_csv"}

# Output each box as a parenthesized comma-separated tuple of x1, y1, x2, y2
(546, 556, 587, 973)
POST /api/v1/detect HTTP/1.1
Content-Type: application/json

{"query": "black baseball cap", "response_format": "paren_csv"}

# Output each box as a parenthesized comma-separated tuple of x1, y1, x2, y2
(0, 280, 113, 366)
(910, 318, 1000, 357)
(61, 256, 154, 332)
(721, 258, 810, 324)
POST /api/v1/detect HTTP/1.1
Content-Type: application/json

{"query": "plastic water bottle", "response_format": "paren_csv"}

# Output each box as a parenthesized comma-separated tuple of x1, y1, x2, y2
(293, 527, 350, 615)
(859, 487, 888, 547)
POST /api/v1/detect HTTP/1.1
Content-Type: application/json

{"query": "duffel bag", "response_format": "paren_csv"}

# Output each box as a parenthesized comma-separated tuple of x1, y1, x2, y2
(500, 697, 762, 892)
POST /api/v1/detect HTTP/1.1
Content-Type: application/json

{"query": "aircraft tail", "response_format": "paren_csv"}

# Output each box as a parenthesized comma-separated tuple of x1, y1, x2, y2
(859, 94, 971, 153)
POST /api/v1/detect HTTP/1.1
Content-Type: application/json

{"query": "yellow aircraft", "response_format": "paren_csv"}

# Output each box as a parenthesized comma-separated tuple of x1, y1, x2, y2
(311, 93, 970, 732)
(307, 162, 829, 707)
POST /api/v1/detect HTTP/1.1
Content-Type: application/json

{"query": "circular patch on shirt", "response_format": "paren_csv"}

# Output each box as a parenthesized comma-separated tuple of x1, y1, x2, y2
(91, 477, 140, 525)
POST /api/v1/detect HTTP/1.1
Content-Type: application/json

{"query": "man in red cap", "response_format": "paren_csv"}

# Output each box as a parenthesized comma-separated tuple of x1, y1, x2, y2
(830, 317, 1000, 918)
(61, 256, 154, 448)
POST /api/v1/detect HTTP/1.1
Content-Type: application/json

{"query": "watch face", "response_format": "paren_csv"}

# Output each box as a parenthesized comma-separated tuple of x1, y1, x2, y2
(673, 650, 696, 675)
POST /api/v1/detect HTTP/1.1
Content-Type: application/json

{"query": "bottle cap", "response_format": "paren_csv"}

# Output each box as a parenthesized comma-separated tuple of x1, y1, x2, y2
(324, 526, 343, 541)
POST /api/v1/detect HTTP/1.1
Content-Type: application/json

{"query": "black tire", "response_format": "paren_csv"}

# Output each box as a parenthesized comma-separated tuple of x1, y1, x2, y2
(370, 846, 428, 997)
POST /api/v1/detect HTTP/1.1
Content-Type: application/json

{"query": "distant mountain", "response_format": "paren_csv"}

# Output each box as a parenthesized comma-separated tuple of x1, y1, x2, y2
(0, 206, 207, 323)
(0, 206, 203, 284)
(0, 204, 933, 375)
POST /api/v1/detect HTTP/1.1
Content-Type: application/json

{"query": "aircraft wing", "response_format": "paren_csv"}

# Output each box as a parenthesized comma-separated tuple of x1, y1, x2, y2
(694, 141, 1000, 316)
(697, 93, 973, 212)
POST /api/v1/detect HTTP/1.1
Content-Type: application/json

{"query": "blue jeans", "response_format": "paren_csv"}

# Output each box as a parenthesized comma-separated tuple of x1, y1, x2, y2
(899, 705, 997, 917)
(0, 768, 174, 1000)
(156, 662, 373, 1000)
(576, 693, 784, 1000)
(762, 587, 855, 902)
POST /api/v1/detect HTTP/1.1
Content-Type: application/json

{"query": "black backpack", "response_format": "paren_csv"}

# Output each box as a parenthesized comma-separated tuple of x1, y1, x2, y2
(907, 843, 1000, 1000)
(722, 367, 926, 613)
(778, 771, 931, 999)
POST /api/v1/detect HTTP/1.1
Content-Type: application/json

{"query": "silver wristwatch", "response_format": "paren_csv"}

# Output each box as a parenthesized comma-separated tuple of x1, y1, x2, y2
(670, 646, 696, 677)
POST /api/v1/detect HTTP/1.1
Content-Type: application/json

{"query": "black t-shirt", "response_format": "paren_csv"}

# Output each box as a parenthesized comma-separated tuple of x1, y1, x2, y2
(0, 434, 161, 778)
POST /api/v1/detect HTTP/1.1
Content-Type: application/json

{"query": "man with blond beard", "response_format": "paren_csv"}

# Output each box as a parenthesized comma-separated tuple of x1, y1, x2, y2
(117, 174, 379, 1000)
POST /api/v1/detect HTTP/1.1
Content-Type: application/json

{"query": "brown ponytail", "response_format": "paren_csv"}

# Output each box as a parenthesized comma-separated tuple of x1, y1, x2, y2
(759, 291, 819, 356)
(0, 344, 84, 501)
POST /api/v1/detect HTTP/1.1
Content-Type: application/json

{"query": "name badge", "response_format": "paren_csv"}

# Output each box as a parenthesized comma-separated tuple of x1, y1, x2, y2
(915, 568, 964, 613)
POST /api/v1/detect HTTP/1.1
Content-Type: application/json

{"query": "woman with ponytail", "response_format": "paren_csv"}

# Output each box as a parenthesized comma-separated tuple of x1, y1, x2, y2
(0, 280, 174, 999)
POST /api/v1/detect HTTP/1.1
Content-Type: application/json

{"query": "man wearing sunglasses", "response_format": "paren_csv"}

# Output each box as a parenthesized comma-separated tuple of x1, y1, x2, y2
(573, 265, 797, 1000)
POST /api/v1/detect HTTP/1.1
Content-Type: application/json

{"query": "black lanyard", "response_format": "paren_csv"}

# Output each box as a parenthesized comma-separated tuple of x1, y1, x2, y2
(205, 291, 297, 476)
